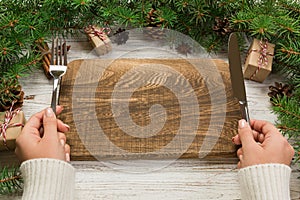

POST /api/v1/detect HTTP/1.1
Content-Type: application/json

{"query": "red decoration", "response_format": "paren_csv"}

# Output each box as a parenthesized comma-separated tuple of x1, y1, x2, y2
(85, 25, 111, 46)
(0, 101, 24, 147)
(248, 40, 274, 80)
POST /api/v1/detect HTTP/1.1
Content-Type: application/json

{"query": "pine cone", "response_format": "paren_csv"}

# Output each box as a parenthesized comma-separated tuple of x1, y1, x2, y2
(144, 7, 165, 40)
(0, 78, 24, 112)
(213, 17, 232, 36)
(268, 82, 293, 102)
(146, 8, 164, 28)
(112, 28, 129, 45)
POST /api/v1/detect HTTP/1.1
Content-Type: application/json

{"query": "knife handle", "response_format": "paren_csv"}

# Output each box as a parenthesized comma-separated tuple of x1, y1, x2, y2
(239, 101, 251, 125)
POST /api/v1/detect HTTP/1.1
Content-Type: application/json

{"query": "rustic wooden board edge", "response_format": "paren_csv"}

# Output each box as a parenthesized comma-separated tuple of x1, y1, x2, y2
(59, 58, 241, 161)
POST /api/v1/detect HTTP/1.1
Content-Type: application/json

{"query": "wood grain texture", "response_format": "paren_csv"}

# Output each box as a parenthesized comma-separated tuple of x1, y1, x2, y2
(71, 160, 300, 200)
(2, 159, 300, 200)
(59, 58, 241, 160)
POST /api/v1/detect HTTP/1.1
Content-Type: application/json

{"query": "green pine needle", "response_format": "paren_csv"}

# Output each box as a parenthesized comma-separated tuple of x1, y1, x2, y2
(272, 95, 300, 165)
(0, 166, 23, 195)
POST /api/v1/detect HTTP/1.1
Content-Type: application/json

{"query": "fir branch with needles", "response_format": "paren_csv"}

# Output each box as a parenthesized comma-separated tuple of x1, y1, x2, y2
(272, 94, 300, 165)
(0, 166, 23, 195)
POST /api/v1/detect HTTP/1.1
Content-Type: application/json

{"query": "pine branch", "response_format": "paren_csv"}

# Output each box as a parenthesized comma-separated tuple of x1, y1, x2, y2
(272, 95, 300, 165)
(273, 103, 300, 121)
(0, 166, 23, 195)
(280, 48, 300, 56)
(273, 59, 300, 77)
(276, 125, 299, 132)
(278, 0, 300, 15)
(276, 41, 300, 67)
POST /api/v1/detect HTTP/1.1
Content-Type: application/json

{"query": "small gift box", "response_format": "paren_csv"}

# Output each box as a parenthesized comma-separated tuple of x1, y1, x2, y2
(244, 38, 275, 83)
(85, 26, 112, 56)
(0, 108, 25, 151)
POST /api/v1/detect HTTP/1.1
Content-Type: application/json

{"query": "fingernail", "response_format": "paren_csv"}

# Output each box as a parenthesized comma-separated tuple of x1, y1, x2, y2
(66, 153, 70, 162)
(239, 119, 246, 128)
(45, 108, 54, 117)
(60, 139, 65, 146)
(64, 123, 70, 131)
(239, 155, 243, 161)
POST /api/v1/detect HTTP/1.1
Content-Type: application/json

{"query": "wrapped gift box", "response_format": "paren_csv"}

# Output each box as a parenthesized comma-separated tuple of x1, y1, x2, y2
(0, 110, 25, 151)
(85, 26, 112, 56)
(244, 38, 275, 83)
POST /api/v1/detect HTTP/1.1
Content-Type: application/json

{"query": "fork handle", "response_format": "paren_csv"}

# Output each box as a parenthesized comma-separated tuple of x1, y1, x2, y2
(51, 78, 59, 115)
(239, 100, 251, 126)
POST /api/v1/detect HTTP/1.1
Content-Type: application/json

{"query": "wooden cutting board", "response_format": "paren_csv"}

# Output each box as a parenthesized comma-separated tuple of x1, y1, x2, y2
(59, 58, 241, 161)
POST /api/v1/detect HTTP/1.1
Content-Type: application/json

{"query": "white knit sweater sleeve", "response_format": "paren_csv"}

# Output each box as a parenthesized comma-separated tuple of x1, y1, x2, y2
(238, 163, 291, 200)
(20, 158, 75, 200)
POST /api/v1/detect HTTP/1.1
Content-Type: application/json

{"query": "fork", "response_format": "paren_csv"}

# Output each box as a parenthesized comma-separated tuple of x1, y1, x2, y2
(50, 37, 67, 115)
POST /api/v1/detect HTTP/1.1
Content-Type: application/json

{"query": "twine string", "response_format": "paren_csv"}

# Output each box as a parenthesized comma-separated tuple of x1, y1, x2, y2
(248, 40, 274, 80)
(85, 25, 111, 48)
(0, 101, 23, 147)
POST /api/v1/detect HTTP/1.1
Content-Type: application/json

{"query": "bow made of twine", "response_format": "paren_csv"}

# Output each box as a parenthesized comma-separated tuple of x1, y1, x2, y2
(249, 40, 274, 80)
(0, 101, 23, 147)
(85, 26, 111, 46)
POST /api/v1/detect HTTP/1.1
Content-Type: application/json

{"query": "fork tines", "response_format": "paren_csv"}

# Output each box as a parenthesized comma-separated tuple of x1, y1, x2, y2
(50, 37, 68, 66)
(49, 37, 68, 115)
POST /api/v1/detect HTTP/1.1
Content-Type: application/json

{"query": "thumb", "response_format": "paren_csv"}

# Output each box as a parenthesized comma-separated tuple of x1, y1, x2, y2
(42, 108, 58, 141)
(238, 119, 256, 147)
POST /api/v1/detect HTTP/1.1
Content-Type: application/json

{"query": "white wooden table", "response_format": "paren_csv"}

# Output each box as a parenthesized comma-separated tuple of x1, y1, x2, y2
(2, 31, 300, 199)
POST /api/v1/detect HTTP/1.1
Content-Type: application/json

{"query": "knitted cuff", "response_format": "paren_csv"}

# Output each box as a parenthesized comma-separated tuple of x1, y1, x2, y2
(20, 158, 75, 200)
(238, 163, 291, 200)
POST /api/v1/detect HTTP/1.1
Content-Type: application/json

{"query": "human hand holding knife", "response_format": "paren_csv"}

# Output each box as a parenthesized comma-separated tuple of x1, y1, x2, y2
(228, 33, 251, 124)
(229, 33, 294, 200)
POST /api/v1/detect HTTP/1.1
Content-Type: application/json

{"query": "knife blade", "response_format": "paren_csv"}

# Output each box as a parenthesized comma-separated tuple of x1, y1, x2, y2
(228, 33, 250, 124)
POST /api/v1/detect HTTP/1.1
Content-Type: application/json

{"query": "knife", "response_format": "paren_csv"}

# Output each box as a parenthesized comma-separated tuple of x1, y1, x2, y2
(228, 33, 250, 124)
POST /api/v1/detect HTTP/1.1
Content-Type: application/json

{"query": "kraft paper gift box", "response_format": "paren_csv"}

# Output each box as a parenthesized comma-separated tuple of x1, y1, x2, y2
(0, 110, 25, 151)
(244, 38, 275, 83)
(85, 26, 112, 56)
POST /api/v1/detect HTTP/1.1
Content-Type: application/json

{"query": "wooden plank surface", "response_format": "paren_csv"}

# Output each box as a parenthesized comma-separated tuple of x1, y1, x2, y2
(2, 159, 299, 200)
(73, 160, 300, 200)
(59, 58, 240, 160)
(0, 32, 299, 199)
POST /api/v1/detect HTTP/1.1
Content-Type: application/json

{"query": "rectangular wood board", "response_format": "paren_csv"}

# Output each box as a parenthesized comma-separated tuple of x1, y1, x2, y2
(59, 58, 241, 161)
